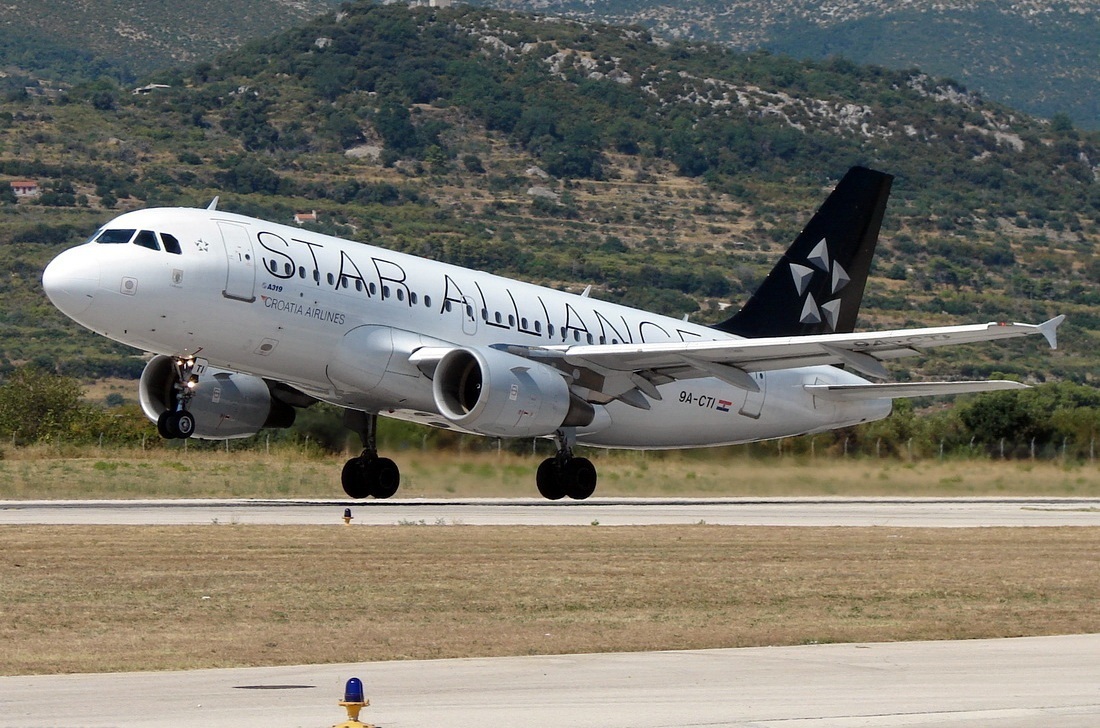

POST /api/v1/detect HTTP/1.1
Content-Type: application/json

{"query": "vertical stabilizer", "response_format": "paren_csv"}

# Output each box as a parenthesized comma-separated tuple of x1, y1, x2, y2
(714, 166, 893, 338)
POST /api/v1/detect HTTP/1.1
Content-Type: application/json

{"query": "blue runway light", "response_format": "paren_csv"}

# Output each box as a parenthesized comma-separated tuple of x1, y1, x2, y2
(344, 677, 364, 704)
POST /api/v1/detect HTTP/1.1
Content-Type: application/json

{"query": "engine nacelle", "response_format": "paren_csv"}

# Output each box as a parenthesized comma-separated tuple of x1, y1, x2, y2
(432, 347, 594, 438)
(139, 355, 295, 439)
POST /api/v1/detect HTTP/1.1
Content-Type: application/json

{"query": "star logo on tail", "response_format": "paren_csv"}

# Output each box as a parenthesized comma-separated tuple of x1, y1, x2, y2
(789, 238, 849, 331)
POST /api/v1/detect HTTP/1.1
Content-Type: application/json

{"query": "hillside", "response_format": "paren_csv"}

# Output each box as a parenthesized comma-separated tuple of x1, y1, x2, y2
(1, 1, 1097, 385)
(0, 0, 342, 86)
(1, 1, 1095, 130)
(474, 0, 1100, 129)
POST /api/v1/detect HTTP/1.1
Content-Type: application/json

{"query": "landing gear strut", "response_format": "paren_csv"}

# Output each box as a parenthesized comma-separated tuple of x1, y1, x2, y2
(536, 429, 597, 501)
(157, 357, 199, 440)
(341, 410, 400, 499)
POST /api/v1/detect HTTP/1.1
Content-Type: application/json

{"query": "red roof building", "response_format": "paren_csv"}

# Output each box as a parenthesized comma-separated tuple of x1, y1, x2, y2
(10, 180, 38, 197)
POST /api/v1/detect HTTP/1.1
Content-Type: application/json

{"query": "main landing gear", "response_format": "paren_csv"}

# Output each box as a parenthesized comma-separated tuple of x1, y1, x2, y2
(337, 416, 595, 501)
(341, 410, 400, 499)
(157, 357, 198, 440)
(535, 429, 597, 501)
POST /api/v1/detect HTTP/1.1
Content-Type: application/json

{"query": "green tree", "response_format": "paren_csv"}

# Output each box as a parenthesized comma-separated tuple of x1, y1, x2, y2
(0, 368, 87, 444)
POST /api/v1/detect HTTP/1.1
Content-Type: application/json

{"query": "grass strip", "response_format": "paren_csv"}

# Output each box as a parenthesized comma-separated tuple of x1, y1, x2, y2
(2, 450, 1100, 499)
(2, 524, 1099, 675)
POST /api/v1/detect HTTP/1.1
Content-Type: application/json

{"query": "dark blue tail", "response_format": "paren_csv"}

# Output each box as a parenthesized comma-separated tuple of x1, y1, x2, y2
(714, 166, 893, 338)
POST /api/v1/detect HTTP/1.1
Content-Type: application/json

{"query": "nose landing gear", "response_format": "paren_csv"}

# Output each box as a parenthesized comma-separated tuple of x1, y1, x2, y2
(536, 429, 597, 501)
(157, 357, 201, 440)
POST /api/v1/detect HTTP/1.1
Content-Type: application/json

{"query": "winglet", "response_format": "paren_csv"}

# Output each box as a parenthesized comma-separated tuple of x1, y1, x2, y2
(207, 196, 220, 211)
(1038, 315, 1066, 349)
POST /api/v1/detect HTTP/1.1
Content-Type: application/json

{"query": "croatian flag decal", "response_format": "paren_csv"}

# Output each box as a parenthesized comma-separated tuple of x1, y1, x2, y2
(716, 399, 732, 412)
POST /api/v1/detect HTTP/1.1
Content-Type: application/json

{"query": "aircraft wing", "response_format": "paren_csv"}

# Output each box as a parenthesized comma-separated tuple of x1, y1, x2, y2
(497, 316, 1064, 404)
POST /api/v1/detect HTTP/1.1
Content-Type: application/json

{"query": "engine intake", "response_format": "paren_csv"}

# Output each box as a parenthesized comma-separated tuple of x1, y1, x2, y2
(139, 355, 295, 439)
(432, 347, 593, 438)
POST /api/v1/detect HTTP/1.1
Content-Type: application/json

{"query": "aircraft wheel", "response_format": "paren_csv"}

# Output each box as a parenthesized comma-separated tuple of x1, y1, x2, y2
(342, 456, 401, 499)
(157, 411, 173, 439)
(173, 411, 195, 439)
(564, 457, 597, 500)
(371, 457, 400, 499)
(159, 411, 195, 439)
(341, 457, 371, 499)
(536, 458, 566, 500)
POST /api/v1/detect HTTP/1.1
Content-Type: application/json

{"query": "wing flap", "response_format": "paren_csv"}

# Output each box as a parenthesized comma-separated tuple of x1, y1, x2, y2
(805, 380, 1029, 401)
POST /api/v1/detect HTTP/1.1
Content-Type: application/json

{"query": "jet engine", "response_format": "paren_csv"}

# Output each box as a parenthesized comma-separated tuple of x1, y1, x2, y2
(432, 346, 594, 438)
(139, 355, 296, 439)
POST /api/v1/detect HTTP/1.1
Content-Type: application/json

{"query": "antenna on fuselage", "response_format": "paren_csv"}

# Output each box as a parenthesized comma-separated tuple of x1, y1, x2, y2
(206, 196, 219, 211)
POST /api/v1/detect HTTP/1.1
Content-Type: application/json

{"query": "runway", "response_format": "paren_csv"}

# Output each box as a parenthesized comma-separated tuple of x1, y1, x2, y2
(2, 496, 1100, 526)
(4, 499, 1097, 726)
(2, 635, 1099, 727)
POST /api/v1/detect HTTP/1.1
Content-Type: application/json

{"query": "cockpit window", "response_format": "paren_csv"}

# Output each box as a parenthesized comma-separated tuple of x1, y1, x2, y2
(161, 233, 182, 255)
(133, 230, 160, 251)
(95, 229, 136, 244)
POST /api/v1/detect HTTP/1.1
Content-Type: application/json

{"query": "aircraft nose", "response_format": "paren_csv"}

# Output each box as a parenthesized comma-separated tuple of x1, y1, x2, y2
(42, 247, 100, 317)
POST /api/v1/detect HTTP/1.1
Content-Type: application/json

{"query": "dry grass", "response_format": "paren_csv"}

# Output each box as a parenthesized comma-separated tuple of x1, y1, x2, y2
(2, 448, 1100, 499)
(3, 524, 1099, 675)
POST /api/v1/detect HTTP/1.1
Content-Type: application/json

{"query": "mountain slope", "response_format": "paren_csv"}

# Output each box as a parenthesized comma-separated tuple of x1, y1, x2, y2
(473, 0, 1100, 129)
(0, 0, 342, 80)
(0, 2, 1097, 383)
(3, 0, 1095, 128)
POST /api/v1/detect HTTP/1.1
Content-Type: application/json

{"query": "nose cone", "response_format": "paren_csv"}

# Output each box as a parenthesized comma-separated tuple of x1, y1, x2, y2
(42, 247, 100, 318)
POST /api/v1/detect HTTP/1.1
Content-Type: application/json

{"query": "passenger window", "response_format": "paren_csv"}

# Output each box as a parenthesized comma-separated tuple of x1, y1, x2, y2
(95, 229, 136, 244)
(160, 233, 182, 255)
(133, 230, 160, 251)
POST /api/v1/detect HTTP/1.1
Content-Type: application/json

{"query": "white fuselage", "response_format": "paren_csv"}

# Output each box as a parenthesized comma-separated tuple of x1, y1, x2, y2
(44, 207, 890, 447)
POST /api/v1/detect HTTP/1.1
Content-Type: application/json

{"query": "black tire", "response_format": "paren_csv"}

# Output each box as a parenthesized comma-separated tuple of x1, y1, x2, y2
(564, 457, 597, 500)
(157, 411, 173, 439)
(372, 457, 400, 499)
(536, 458, 566, 500)
(173, 411, 195, 439)
(341, 457, 371, 499)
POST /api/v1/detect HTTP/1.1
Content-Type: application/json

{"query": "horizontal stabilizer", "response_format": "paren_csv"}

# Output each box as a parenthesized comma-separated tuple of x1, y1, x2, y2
(805, 380, 1029, 401)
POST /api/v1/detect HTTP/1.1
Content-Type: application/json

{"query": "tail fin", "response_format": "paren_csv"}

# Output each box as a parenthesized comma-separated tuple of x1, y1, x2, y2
(713, 166, 893, 338)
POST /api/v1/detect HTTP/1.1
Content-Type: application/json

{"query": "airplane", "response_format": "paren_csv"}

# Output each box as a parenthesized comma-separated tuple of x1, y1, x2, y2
(41, 166, 1064, 500)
